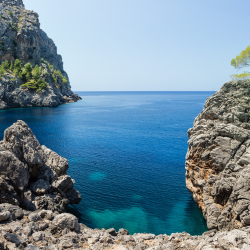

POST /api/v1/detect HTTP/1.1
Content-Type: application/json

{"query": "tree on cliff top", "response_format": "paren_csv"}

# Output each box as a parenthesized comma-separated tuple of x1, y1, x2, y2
(230, 46, 250, 80)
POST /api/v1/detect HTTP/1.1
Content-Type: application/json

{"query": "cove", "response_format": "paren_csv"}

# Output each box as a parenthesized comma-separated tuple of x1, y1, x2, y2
(0, 91, 212, 235)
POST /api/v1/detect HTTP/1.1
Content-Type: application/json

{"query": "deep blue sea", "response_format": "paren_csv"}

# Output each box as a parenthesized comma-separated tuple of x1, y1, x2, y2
(0, 91, 213, 235)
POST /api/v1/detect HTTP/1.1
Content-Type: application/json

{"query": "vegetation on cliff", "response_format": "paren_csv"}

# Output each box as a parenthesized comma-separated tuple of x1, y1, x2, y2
(0, 58, 68, 92)
(230, 46, 250, 80)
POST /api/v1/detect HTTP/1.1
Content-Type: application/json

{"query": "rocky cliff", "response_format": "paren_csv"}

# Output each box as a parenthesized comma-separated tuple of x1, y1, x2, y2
(186, 79, 250, 232)
(0, 0, 81, 109)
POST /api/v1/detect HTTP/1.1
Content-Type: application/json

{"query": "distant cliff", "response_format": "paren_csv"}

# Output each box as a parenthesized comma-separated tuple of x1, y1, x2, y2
(186, 79, 250, 231)
(0, 0, 81, 109)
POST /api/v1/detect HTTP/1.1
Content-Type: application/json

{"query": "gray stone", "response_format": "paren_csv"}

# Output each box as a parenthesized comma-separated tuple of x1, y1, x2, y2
(32, 231, 43, 241)
(52, 213, 80, 232)
(28, 212, 41, 222)
(0, 211, 10, 221)
(5, 233, 21, 246)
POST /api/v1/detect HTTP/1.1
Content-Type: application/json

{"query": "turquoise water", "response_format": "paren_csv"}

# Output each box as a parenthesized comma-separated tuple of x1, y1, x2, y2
(0, 91, 212, 235)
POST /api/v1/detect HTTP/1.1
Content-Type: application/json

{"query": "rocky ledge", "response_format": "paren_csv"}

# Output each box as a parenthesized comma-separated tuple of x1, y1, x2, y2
(0, 0, 81, 109)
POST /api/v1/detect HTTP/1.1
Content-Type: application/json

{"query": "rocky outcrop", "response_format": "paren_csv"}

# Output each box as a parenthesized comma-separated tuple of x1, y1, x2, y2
(0, 120, 81, 212)
(186, 79, 250, 231)
(0, 0, 81, 109)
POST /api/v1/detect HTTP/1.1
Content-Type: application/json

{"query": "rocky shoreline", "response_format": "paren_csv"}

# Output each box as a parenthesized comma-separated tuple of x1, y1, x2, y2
(1, 93, 250, 249)
(1, 0, 250, 248)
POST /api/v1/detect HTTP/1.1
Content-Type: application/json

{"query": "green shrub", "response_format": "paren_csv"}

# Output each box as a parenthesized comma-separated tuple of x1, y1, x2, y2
(13, 40, 17, 46)
(10, 61, 13, 71)
(0, 67, 5, 76)
(0, 47, 4, 51)
(10, 22, 18, 32)
(14, 59, 22, 76)
(8, 11, 13, 16)
(1, 15, 5, 19)
(33, 65, 42, 80)
(36, 78, 48, 92)
(2, 60, 9, 70)
(62, 76, 68, 84)
(25, 63, 32, 73)
(10, 78, 15, 81)
(20, 71, 27, 81)
(20, 78, 48, 92)
(14, 59, 22, 71)
(51, 69, 67, 84)
(0, 41, 4, 45)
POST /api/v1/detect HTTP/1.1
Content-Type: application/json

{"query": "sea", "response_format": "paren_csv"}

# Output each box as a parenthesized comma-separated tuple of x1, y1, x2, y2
(0, 91, 214, 235)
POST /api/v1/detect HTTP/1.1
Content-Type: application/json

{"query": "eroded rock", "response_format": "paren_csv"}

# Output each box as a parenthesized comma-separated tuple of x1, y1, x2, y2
(186, 79, 250, 231)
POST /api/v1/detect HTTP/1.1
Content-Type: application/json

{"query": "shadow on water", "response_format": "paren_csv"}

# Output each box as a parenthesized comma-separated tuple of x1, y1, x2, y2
(183, 196, 208, 235)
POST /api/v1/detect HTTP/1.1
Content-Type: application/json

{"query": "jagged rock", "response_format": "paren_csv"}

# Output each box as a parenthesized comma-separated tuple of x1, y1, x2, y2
(41, 146, 69, 177)
(0, 0, 81, 110)
(186, 79, 250, 231)
(0, 120, 81, 213)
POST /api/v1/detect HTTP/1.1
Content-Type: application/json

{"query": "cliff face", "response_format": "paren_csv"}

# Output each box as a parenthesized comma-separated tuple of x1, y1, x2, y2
(0, 0, 81, 109)
(186, 80, 250, 231)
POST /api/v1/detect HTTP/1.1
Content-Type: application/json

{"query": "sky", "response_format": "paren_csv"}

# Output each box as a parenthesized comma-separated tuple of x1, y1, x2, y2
(23, 0, 250, 91)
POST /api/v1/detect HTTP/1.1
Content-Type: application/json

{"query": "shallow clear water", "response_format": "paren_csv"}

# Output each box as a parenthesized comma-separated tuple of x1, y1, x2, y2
(0, 91, 213, 235)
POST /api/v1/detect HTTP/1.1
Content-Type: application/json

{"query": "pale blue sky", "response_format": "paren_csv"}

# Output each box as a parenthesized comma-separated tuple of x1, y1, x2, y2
(24, 0, 250, 91)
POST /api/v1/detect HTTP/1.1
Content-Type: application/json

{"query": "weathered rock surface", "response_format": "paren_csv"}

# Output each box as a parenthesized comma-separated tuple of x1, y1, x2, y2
(0, 203, 249, 249)
(0, 120, 81, 212)
(186, 79, 250, 232)
(0, 0, 81, 109)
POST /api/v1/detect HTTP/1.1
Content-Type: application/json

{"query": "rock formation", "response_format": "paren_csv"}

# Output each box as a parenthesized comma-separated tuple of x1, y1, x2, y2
(0, 0, 81, 109)
(0, 120, 81, 212)
(186, 79, 250, 232)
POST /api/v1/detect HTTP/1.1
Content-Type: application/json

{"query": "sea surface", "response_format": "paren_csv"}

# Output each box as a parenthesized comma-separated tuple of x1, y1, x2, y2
(0, 91, 214, 235)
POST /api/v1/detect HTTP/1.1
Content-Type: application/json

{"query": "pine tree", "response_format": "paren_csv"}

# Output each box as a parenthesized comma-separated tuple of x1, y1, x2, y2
(25, 63, 32, 73)
(33, 65, 41, 80)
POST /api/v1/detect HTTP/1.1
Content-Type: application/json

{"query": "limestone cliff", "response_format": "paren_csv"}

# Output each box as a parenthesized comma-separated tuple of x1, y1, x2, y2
(0, 0, 81, 109)
(186, 80, 250, 231)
